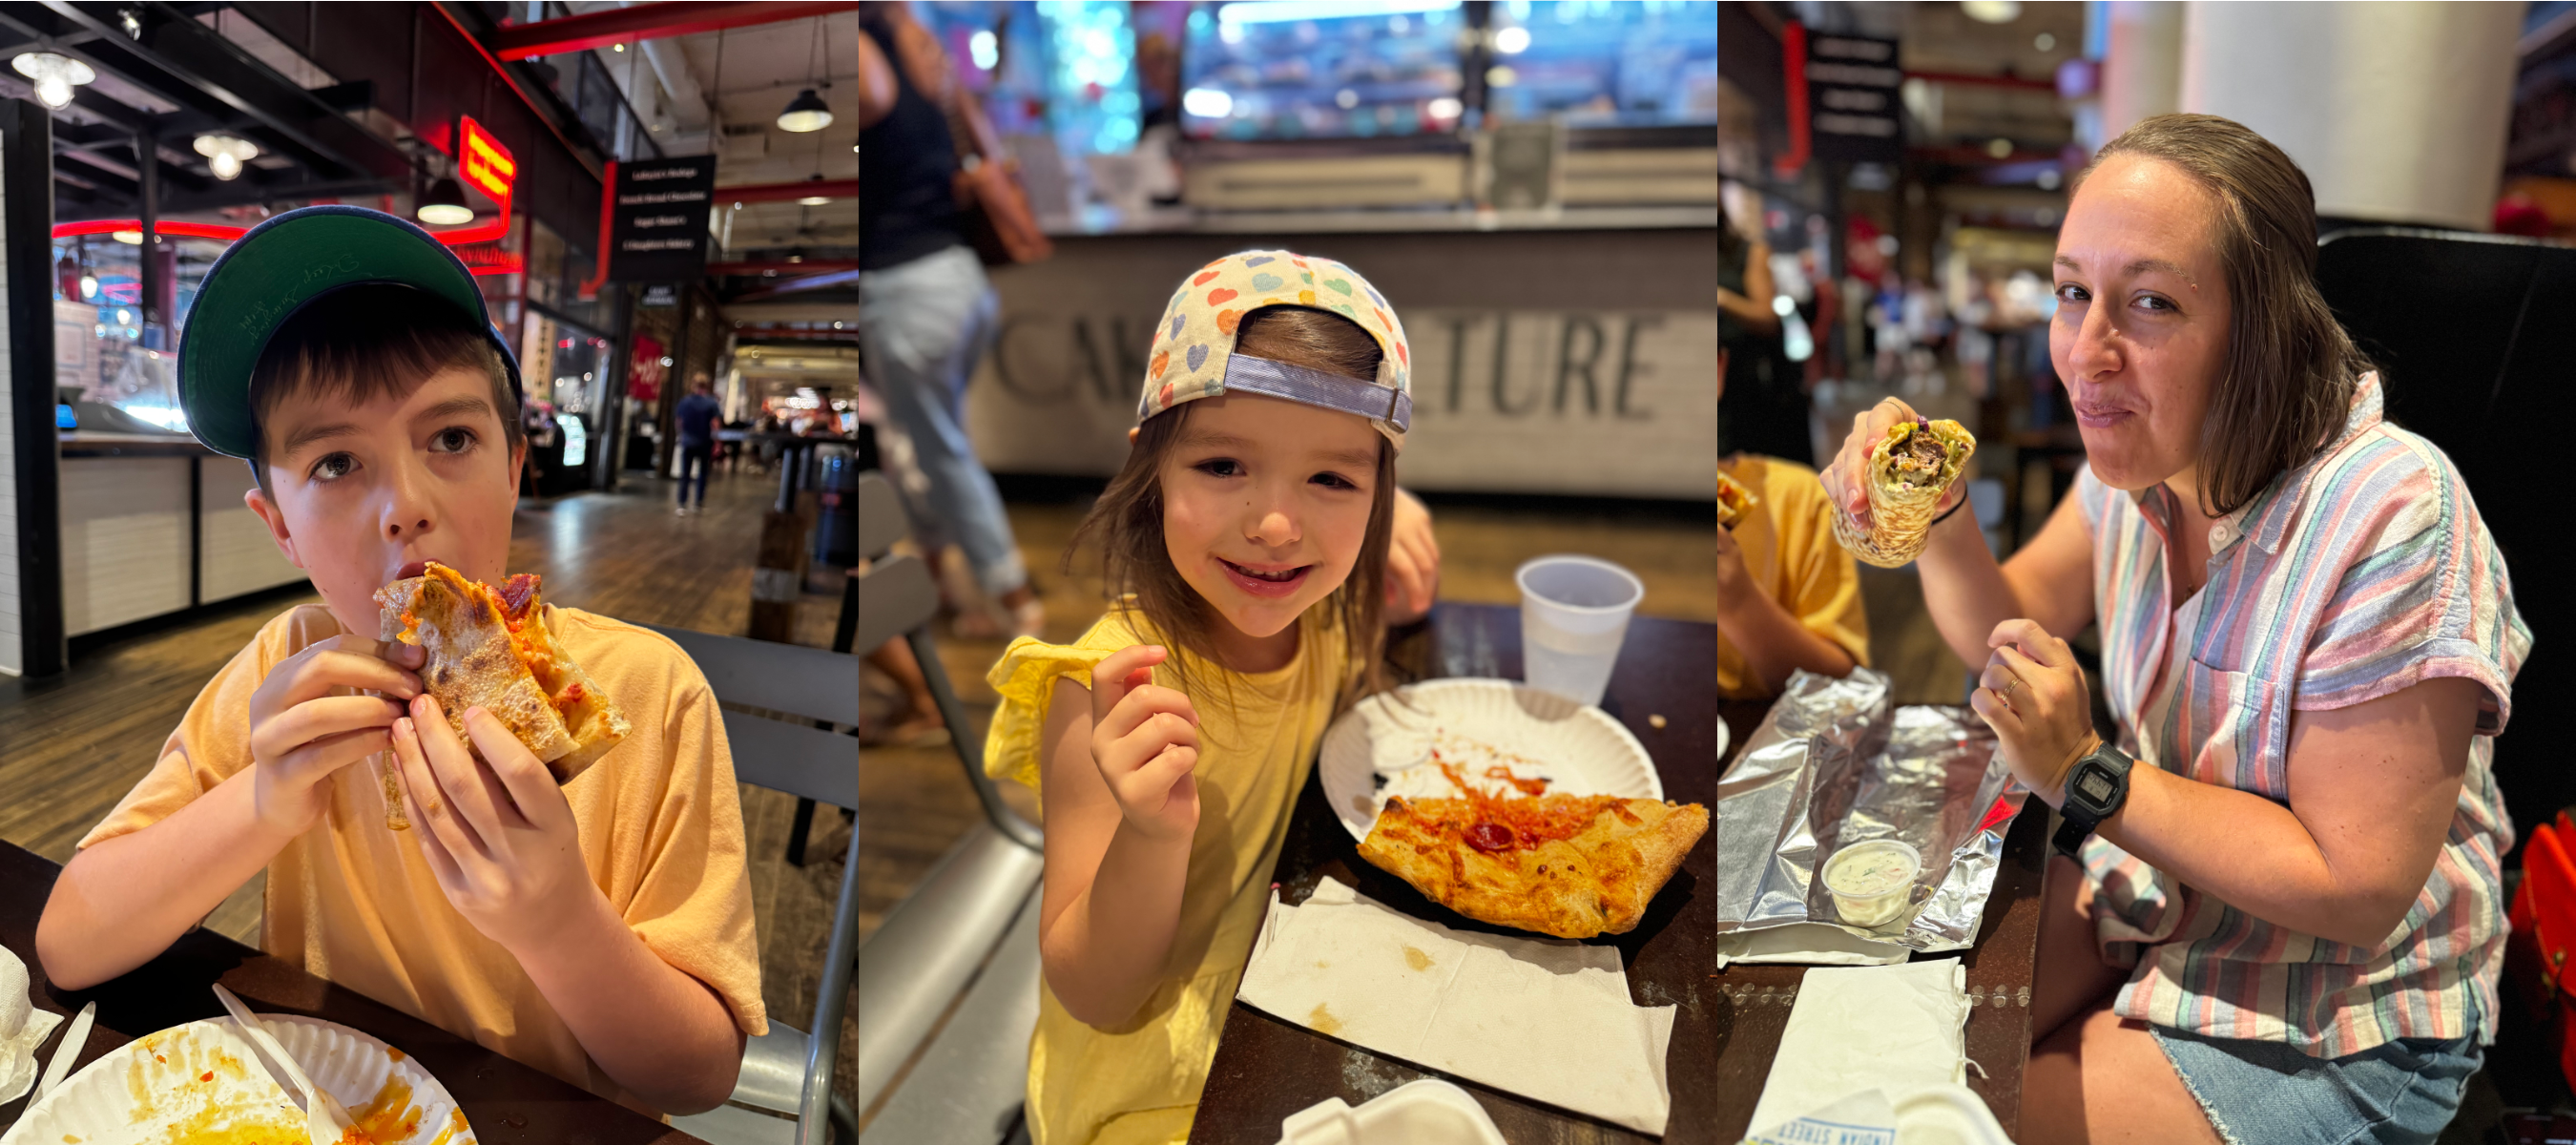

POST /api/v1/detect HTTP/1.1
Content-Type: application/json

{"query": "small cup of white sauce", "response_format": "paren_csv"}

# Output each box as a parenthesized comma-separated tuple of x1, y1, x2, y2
(1824, 839, 1923, 930)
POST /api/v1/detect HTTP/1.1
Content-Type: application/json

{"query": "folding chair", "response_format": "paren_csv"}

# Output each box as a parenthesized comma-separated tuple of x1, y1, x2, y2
(652, 622, 862, 1145)
(844, 471, 1047, 1142)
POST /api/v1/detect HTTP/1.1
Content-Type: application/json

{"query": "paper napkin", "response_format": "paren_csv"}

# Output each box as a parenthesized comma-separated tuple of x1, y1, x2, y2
(1746, 957, 1971, 1137)
(1, 944, 65, 1104)
(1235, 877, 1675, 1135)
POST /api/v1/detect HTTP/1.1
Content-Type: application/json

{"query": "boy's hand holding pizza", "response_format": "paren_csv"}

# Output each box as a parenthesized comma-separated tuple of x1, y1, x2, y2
(247, 635, 425, 836)
(391, 696, 595, 952)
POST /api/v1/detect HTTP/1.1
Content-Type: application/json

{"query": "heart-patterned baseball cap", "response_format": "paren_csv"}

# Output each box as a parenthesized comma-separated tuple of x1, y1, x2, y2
(1139, 249, 1412, 450)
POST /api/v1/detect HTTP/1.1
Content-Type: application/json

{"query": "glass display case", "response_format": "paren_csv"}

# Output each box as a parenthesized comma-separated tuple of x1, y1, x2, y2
(1485, 0, 1717, 128)
(1179, 0, 1467, 140)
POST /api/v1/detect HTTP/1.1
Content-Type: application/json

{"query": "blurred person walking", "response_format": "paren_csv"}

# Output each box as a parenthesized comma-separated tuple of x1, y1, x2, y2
(674, 375, 721, 515)
(860, 2, 1043, 638)
(1719, 183, 1811, 464)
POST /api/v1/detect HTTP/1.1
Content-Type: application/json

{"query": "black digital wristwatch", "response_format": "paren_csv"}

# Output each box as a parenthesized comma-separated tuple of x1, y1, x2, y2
(2051, 739, 2136, 859)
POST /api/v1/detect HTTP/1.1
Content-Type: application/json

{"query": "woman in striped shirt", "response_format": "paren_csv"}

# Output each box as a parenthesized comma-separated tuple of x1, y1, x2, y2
(1823, 114, 2525, 1145)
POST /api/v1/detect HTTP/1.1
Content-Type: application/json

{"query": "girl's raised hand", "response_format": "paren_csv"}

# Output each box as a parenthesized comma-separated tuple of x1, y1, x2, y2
(1088, 645, 1203, 844)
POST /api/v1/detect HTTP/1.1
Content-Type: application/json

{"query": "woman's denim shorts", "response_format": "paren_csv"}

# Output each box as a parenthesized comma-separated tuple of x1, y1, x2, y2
(2150, 1010, 2481, 1145)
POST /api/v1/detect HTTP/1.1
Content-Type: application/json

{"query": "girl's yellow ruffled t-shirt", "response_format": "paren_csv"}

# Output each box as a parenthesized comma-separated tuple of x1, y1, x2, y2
(985, 605, 1349, 1145)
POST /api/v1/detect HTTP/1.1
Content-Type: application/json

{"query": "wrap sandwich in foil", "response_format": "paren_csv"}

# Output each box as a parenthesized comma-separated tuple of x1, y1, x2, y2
(1716, 668, 2026, 953)
(1831, 417, 1975, 567)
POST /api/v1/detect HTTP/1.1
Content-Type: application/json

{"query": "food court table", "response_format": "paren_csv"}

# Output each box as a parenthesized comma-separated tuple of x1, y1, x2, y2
(1191, 601, 1717, 1144)
(0, 840, 706, 1143)
(1710, 699, 2054, 1140)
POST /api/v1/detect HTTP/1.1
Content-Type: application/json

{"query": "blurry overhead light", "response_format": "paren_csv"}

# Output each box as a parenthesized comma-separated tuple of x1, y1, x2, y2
(1485, 65, 1517, 87)
(1427, 96, 1462, 120)
(111, 229, 143, 244)
(79, 273, 96, 299)
(1985, 136, 2013, 158)
(118, 8, 140, 38)
(968, 30, 999, 71)
(417, 176, 473, 225)
(114, 307, 131, 323)
(612, 42, 625, 52)
(193, 134, 259, 180)
(777, 88, 832, 133)
(1182, 87, 1232, 118)
(2033, 31, 2056, 52)
(1493, 26, 1530, 54)
(799, 196, 830, 206)
(1961, 0, 2021, 23)
(13, 52, 95, 110)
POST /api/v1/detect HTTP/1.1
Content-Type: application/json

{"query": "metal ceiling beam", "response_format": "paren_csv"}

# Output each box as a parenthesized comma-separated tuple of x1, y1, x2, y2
(488, 1, 855, 61)
(716, 178, 857, 205)
(36, 1, 407, 182)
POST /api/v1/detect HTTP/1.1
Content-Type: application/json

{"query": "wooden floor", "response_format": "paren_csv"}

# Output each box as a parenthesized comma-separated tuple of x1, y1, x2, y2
(0, 464, 857, 1107)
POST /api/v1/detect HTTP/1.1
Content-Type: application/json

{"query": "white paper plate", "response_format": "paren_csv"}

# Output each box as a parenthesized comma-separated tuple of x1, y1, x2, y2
(0, 1014, 476, 1145)
(1320, 678, 1663, 843)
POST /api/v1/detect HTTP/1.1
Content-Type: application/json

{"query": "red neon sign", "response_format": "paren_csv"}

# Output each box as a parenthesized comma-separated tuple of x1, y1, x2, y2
(434, 115, 516, 245)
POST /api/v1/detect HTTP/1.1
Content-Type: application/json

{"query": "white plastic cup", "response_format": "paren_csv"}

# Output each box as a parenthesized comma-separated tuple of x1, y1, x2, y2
(1513, 555, 1644, 708)
(1824, 839, 1923, 930)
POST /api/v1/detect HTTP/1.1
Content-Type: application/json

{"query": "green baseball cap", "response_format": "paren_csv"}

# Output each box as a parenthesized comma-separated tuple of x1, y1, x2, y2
(178, 204, 523, 460)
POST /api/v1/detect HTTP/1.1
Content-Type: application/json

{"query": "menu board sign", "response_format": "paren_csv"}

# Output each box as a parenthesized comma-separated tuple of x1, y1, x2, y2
(1807, 33, 1902, 163)
(606, 156, 717, 282)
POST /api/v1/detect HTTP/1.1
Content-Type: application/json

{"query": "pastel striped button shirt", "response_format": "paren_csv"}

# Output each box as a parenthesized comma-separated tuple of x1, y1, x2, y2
(2074, 372, 2528, 1058)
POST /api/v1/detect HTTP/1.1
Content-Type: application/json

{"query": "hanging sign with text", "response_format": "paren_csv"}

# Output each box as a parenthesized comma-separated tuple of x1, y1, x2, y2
(1807, 33, 1903, 163)
(606, 156, 716, 281)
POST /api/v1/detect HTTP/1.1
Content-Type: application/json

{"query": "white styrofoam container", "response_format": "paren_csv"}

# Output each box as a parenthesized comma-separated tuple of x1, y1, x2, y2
(1893, 1082, 2015, 1145)
(1277, 1078, 1509, 1145)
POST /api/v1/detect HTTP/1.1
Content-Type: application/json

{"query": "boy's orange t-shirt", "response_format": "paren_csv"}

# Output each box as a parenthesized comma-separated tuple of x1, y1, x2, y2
(77, 603, 769, 1114)
(1718, 453, 1870, 699)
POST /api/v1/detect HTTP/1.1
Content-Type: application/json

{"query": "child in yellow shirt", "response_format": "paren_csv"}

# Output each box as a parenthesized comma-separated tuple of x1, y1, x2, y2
(1718, 348, 1870, 697)
(982, 250, 1436, 1144)
(34, 207, 763, 1116)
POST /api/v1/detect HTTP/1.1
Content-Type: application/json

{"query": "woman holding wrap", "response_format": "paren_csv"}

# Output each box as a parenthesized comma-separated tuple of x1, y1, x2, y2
(1821, 114, 2525, 1145)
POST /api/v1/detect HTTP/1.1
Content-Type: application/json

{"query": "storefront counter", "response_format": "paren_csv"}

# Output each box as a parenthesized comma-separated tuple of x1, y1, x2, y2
(54, 433, 307, 636)
(963, 215, 1720, 500)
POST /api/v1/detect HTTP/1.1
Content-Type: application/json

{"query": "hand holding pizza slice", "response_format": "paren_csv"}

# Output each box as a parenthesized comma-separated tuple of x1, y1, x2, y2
(375, 564, 630, 829)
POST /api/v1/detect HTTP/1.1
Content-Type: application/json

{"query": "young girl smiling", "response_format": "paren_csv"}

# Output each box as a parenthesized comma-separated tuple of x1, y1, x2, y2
(984, 250, 1427, 1144)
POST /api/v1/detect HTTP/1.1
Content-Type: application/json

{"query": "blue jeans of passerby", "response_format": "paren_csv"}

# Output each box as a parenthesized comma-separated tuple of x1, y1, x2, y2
(676, 444, 712, 508)
(858, 242, 1024, 598)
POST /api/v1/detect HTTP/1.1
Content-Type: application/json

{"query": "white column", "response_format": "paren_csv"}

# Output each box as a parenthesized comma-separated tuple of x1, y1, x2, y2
(2180, 1, 2520, 231)
(2099, 1, 2184, 145)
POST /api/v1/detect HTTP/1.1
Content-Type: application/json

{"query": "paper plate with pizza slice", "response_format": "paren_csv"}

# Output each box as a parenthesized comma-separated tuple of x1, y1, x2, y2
(1321, 680, 1709, 939)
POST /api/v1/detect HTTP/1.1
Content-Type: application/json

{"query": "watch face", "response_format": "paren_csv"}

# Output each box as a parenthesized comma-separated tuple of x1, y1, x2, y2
(2077, 768, 2115, 804)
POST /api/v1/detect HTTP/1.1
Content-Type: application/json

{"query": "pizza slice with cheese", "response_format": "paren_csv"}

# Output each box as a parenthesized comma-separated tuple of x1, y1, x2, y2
(1356, 762, 1709, 938)
(377, 563, 630, 788)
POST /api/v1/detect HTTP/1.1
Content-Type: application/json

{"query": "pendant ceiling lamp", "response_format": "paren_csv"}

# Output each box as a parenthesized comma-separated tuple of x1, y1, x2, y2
(417, 175, 473, 225)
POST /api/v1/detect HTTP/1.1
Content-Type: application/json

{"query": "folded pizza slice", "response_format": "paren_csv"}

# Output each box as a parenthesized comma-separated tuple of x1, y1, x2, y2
(1358, 792, 1710, 939)
(1717, 469, 1757, 531)
(377, 563, 628, 790)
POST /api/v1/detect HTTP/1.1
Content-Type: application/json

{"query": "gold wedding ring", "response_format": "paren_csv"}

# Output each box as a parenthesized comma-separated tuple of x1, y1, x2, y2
(1997, 676, 2020, 700)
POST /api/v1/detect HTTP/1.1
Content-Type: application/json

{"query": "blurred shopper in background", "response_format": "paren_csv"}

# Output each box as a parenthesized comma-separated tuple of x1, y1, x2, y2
(1719, 183, 1808, 464)
(860, 2, 1045, 639)
(674, 375, 720, 516)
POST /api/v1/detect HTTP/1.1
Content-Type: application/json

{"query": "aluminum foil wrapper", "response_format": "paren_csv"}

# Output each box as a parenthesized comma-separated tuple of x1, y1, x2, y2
(1716, 668, 2025, 953)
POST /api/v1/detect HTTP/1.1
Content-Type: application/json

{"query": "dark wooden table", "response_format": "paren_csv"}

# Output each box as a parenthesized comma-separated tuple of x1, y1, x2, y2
(0, 840, 707, 1143)
(1192, 601, 1717, 1144)
(1710, 700, 2054, 1141)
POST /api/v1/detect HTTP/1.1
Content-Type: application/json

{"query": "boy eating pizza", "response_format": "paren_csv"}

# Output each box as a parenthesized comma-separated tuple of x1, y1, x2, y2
(31, 206, 764, 1116)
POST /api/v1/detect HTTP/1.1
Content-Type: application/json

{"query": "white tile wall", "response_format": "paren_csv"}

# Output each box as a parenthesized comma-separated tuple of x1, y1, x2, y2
(197, 458, 307, 600)
(62, 457, 191, 635)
